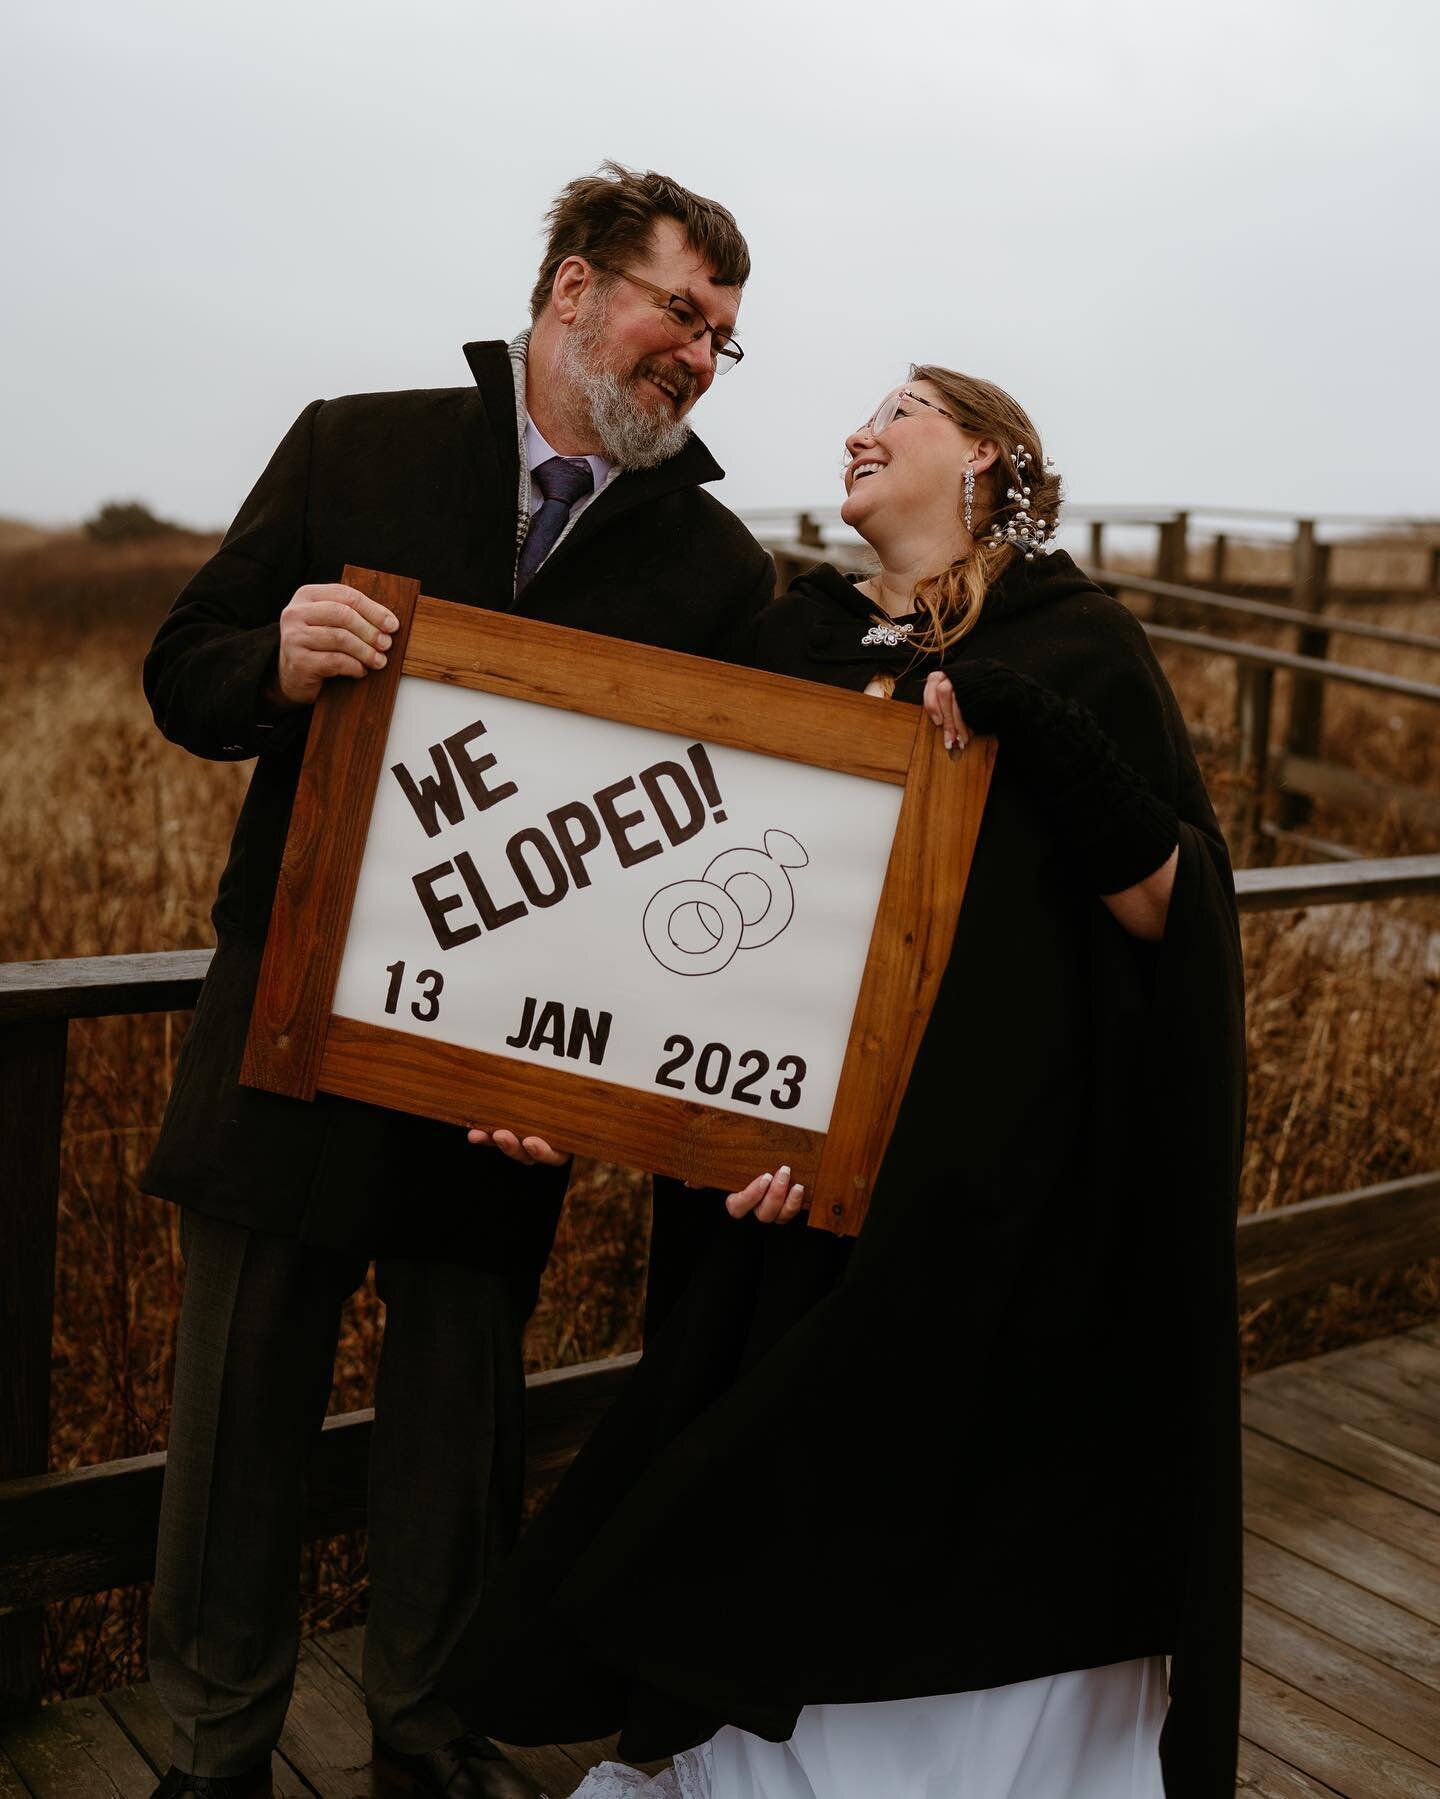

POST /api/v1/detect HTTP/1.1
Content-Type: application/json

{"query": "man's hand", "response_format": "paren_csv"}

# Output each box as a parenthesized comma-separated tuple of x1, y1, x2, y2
(466, 1127, 568, 1168)
(725, 1165, 807, 1225)
(271, 583, 400, 708)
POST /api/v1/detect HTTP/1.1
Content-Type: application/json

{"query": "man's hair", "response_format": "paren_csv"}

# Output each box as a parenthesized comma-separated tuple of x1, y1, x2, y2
(529, 161, 750, 320)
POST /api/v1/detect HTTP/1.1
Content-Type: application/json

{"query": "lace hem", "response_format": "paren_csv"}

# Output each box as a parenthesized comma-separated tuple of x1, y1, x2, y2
(567, 1742, 711, 1799)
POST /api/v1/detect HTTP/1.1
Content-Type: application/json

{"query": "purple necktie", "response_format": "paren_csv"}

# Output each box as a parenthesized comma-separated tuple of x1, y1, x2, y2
(517, 455, 594, 591)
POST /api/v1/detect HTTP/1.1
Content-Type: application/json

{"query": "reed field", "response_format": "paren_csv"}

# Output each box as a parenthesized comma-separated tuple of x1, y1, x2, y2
(2, 522, 1437, 1700)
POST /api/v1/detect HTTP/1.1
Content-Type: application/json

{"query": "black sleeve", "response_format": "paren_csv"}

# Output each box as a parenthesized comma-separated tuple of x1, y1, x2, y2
(943, 657, 1180, 895)
(711, 547, 776, 665)
(142, 400, 323, 761)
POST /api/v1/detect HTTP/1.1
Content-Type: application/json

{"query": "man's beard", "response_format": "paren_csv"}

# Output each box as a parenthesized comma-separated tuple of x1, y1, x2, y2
(556, 300, 695, 470)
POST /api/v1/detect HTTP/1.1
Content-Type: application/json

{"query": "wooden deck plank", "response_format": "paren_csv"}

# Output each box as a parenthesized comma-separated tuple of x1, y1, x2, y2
(1244, 1593, 1440, 1764)
(1243, 1385, 1440, 1514)
(1244, 1534, 1440, 1692)
(100, 1683, 313, 1797)
(1409, 1322, 1440, 1351)
(1304, 1338, 1440, 1428)
(95, 1685, 167, 1772)
(0, 1751, 31, 1799)
(1236, 1736, 1344, 1796)
(304, 1626, 361, 1687)
(1252, 1365, 1440, 1471)
(1242, 1429, 1440, 1568)
(1244, 1467, 1440, 1623)
(1, 1697, 157, 1799)
(274, 1642, 374, 1799)
(1240, 1662, 1440, 1797)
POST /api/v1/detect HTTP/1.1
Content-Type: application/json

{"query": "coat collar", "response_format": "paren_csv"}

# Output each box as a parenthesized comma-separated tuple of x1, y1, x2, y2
(786, 551, 1105, 667)
(461, 339, 727, 599)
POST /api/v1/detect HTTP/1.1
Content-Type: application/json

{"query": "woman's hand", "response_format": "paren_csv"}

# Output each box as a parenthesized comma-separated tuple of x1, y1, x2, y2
(465, 1127, 568, 1167)
(922, 671, 971, 754)
(725, 1165, 808, 1225)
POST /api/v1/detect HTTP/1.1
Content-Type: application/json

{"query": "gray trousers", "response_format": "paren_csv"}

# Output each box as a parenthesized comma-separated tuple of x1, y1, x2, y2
(148, 1210, 524, 1775)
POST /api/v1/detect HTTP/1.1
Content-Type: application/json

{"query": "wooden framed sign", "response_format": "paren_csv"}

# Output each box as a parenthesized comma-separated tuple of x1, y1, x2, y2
(240, 566, 995, 1235)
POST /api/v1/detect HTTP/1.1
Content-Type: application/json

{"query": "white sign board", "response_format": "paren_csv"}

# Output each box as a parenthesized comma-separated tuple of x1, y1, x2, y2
(332, 676, 905, 1134)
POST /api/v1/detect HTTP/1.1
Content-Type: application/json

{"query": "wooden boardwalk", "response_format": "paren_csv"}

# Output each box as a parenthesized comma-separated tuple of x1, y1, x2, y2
(4, 1324, 1439, 1798)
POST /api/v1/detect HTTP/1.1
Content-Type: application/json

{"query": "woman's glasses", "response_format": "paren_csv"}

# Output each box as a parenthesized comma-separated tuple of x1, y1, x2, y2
(861, 387, 959, 436)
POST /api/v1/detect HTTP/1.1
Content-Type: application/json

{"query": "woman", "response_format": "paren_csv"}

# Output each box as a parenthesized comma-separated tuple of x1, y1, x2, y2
(448, 370, 1245, 1798)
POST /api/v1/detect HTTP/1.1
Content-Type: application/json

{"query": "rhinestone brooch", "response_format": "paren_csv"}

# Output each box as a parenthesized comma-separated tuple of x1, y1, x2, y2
(861, 621, 914, 648)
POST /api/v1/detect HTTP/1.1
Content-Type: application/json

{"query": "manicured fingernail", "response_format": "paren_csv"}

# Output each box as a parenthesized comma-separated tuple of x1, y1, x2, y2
(777, 1165, 790, 1179)
(759, 1173, 771, 1185)
(944, 734, 954, 751)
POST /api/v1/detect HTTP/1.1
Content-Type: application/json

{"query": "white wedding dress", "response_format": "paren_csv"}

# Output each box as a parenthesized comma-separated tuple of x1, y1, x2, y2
(568, 1658, 1167, 1799)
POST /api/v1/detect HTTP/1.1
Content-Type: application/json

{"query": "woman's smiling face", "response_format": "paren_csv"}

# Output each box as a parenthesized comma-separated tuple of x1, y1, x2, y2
(840, 380, 971, 537)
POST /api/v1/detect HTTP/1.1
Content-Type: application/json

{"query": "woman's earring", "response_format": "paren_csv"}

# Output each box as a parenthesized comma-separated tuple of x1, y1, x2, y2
(963, 462, 975, 532)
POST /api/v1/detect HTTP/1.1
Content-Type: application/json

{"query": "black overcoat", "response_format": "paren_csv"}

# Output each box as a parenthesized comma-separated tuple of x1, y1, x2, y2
(443, 553, 1247, 1797)
(141, 340, 773, 1293)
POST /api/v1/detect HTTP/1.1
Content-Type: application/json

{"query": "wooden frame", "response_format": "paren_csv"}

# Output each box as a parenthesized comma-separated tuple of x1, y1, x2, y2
(240, 566, 995, 1235)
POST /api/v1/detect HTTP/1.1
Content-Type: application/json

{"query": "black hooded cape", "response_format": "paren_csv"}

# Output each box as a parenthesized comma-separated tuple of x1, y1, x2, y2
(442, 551, 1246, 1798)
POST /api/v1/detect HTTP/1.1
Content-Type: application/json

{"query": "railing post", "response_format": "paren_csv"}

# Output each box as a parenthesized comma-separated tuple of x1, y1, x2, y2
(1153, 513, 1188, 624)
(796, 511, 824, 550)
(0, 1017, 67, 1716)
(1212, 534, 1227, 584)
(1279, 521, 1330, 828)
(1089, 520, 1105, 570)
(1429, 543, 1440, 597)
(1233, 663, 1275, 860)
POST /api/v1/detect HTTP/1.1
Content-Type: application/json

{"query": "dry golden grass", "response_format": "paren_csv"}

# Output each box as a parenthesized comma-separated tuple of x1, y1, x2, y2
(2, 527, 1436, 1699)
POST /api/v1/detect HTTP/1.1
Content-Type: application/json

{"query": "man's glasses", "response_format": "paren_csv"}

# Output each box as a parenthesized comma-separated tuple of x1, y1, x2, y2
(589, 263, 744, 372)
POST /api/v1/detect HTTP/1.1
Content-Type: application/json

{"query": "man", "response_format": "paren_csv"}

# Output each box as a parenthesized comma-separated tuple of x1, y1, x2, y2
(141, 162, 772, 1799)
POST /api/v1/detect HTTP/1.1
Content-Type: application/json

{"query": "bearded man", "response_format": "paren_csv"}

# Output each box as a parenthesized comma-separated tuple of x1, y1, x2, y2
(140, 163, 771, 1799)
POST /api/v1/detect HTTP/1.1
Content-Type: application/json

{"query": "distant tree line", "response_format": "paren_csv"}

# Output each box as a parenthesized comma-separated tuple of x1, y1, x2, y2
(84, 499, 184, 541)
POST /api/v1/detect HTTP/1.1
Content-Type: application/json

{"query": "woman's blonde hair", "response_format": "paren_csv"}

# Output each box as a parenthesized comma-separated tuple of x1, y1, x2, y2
(895, 365, 1062, 658)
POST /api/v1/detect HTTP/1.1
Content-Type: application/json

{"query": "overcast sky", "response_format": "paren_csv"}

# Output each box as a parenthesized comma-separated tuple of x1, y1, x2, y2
(4, 0, 1436, 536)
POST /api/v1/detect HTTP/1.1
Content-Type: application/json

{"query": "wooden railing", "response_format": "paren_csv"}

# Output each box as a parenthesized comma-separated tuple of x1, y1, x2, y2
(3, 852, 1440, 1711)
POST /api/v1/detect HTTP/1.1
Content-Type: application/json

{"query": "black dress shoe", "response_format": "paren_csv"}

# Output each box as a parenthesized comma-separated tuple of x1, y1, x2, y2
(372, 1730, 545, 1798)
(149, 1765, 273, 1798)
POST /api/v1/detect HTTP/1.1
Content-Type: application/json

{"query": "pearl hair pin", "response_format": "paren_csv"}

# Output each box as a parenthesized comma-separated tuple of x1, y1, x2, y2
(986, 443, 1058, 561)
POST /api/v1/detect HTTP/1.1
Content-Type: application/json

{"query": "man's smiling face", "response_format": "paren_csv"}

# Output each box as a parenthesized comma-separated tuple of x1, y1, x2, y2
(557, 217, 742, 469)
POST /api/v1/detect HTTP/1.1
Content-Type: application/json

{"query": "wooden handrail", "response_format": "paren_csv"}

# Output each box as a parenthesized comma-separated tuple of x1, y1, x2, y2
(1141, 624, 1440, 703)
(1235, 1173, 1440, 1305)
(1091, 567, 1440, 655)
(1233, 854, 1440, 910)
(0, 950, 212, 1024)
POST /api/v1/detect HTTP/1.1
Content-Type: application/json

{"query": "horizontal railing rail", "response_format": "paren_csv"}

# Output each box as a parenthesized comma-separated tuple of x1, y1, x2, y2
(1092, 568, 1440, 655)
(1232, 854, 1440, 910)
(1140, 624, 1440, 703)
